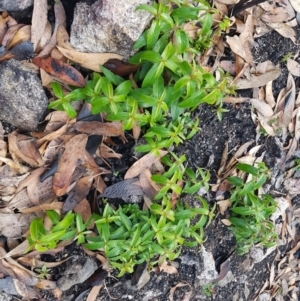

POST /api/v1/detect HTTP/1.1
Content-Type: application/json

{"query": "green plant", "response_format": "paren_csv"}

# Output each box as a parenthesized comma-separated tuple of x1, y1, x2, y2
(202, 282, 215, 297)
(29, 0, 234, 276)
(35, 265, 51, 280)
(227, 163, 278, 255)
(85, 197, 214, 277)
(49, 0, 234, 153)
(27, 210, 92, 252)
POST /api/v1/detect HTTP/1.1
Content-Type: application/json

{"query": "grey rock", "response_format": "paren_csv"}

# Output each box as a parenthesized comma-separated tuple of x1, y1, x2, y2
(57, 257, 98, 291)
(0, 0, 33, 11)
(0, 59, 48, 131)
(70, 0, 154, 58)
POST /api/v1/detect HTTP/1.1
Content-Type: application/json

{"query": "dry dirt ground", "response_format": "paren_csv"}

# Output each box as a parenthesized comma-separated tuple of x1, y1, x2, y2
(1, 1, 300, 301)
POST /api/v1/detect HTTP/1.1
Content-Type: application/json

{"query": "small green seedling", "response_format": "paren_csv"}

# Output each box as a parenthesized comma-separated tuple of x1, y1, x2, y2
(35, 265, 51, 280)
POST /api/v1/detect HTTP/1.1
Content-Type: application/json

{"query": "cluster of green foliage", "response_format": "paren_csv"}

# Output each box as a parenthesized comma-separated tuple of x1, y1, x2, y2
(227, 163, 278, 255)
(49, 0, 233, 153)
(28, 154, 214, 276)
(27, 210, 92, 252)
(29, 0, 279, 276)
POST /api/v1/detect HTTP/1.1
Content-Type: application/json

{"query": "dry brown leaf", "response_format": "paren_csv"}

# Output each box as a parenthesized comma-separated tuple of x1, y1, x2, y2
(13, 278, 40, 299)
(63, 176, 93, 212)
(74, 198, 93, 229)
(53, 134, 88, 196)
(0, 258, 38, 286)
(159, 261, 178, 274)
(221, 219, 232, 226)
(51, 47, 65, 61)
(226, 35, 248, 62)
(267, 23, 296, 44)
(265, 81, 276, 108)
(289, 0, 300, 13)
(139, 171, 158, 199)
(0, 156, 30, 174)
(40, 68, 53, 87)
(0, 13, 8, 45)
(250, 98, 274, 118)
(73, 121, 125, 139)
(287, 59, 300, 77)
(99, 144, 122, 159)
(20, 202, 63, 214)
(36, 120, 75, 148)
(8, 132, 43, 168)
(282, 73, 296, 126)
(5, 176, 55, 212)
(124, 150, 168, 179)
(261, 7, 291, 23)
(216, 0, 238, 4)
(44, 111, 70, 132)
(38, 0, 66, 57)
(1, 24, 24, 47)
(0, 213, 36, 238)
(57, 46, 123, 72)
(235, 63, 281, 89)
(31, 0, 47, 51)
(56, 25, 72, 49)
(7, 25, 31, 49)
(217, 199, 231, 215)
(222, 96, 247, 103)
(15, 167, 48, 205)
(87, 285, 103, 301)
(169, 282, 190, 301)
(294, 107, 300, 141)
(37, 21, 52, 52)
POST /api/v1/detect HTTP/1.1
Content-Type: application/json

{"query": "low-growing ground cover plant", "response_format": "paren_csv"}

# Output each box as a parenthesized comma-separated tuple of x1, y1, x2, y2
(27, 0, 278, 277)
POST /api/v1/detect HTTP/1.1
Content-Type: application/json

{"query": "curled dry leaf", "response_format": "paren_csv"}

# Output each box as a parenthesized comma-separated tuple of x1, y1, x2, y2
(0, 13, 9, 44)
(1, 24, 24, 47)
(8, 132, 43, 168)
(32, 56, 85, 87)
(7, 25, 31, 49)
(53, 134, 88, 196)
(124, 150, 168, 179)
(0, 156, 30, 174)
(57, 46, 123, 72)
(38, 0, 66, 57)
(31, 0, 48, 51)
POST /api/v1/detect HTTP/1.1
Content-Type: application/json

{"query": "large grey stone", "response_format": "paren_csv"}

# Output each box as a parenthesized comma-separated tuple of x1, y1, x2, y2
(70, 0, 154, 58)
(0, 59, 48, 131)
(0, 0, 33, 11)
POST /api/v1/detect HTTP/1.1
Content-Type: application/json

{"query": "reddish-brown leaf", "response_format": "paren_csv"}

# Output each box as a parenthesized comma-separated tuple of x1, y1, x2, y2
(103, 59, 140, 76)
(32, 56, 85, 87)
